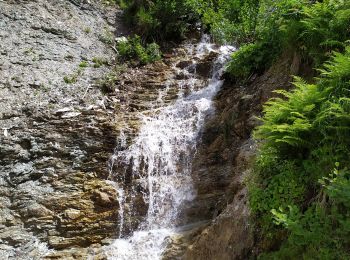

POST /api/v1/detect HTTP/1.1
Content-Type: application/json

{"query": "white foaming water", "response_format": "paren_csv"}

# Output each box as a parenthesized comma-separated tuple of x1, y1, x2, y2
(104, 36, 235, 260)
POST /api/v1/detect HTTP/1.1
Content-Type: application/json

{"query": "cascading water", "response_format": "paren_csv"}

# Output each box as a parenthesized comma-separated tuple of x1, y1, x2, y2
(104, 36, 234, 260)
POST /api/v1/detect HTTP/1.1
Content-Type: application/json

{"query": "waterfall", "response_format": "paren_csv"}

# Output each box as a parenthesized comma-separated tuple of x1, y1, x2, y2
(104, 36, 234, 260)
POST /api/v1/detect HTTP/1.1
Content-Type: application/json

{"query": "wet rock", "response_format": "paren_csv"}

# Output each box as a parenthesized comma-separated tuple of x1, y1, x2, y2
(92, 187, 118, 207)
(175, 71, 191, 80)
(176, 60, 193, 69)
(195, 52, 218, 78)
(180, 51, 303, 260)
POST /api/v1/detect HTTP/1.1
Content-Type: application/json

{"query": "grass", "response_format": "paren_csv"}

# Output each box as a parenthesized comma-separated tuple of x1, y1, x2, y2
(63, 68, 83, 84)
(79, 61, 89, 68)
(99, 27, 115, 45)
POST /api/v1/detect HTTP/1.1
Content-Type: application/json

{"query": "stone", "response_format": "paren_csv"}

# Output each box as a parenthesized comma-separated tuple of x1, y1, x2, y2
(60, 111, 82, 118)
(176, 60, 193, 69)
(92, 190, 115, 207)
(55, 107, 73, 115)
(64, 209, 82, 220)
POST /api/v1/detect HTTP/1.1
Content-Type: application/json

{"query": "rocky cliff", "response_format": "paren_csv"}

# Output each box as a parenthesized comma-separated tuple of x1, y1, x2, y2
(0, 0, 121, 258)
(183, 52, 305, 259)
(0, 1, 223, 258)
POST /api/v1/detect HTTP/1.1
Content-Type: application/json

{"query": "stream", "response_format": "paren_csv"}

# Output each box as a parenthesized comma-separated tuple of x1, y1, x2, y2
(104, 36, 234, 259)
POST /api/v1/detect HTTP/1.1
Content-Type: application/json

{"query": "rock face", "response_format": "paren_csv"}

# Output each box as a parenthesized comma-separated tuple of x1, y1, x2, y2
(180, 52, 304, 260)
(0, 0, 121, 258)
(0, 1, 221, 257)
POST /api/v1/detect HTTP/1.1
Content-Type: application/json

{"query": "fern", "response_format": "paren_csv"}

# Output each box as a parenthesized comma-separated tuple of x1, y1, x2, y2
(251, 45, 350, 258)
(255, 78, 325, 150)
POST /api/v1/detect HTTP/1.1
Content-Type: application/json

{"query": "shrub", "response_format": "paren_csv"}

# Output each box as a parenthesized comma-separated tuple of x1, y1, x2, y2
(122, 0, 196, 41)
(298, 0, 350, 66)
(226, 41, 281, 80)
(224, 0, 350, 80)
(116, 35, 161, 65)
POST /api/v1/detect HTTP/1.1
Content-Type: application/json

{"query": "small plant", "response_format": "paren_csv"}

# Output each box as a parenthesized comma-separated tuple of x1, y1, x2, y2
(79, 61, 89, 68)
(40, 84, 49, 92)
(83, 27, 91, 34)
(96, 65, 126, 94)
(63, 75, 77, 84)
(63, 69, 83, 84)
(24, 47, 35, 56)
(98, 72, 117, 94)
(99, 27, 115, 45)
(92, 57, 109, 68)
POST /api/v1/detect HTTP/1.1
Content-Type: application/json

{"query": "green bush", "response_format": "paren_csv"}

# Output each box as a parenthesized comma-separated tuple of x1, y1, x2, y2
(116, 35, 161, 65)
(250, 47, 350, 258)
(226, 41, 281, 79)
(122, 0, 196, 41)
(220, 0, 300, 79)
(224, 0, 350, 80)
(265, 166, 350, 259)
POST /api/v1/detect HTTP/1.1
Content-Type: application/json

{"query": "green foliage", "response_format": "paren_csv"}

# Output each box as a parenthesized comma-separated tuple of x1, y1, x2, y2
(226, 41, 281, 79)
(63, 75, 77, 84)
(99, 27, 115, 45)
(297, 0, 350, 65)
(185, 0, 261, 43)
(97, 65, 127, 94)
(92, 57, 109, 68)
(213, 0, 299, 79)
(122, 0, 196, 41)
(250, 47, 350, 258)
(116, 35, 161, 65)
(79, 61, 89, 68)
(83, 27, 91, 34)
(264, 166, 350, 259)
(224, 0, 350, 80)
(255, 78, 325, 150)
(250, 158, 306, 211)
(63, 69, 82, 84)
